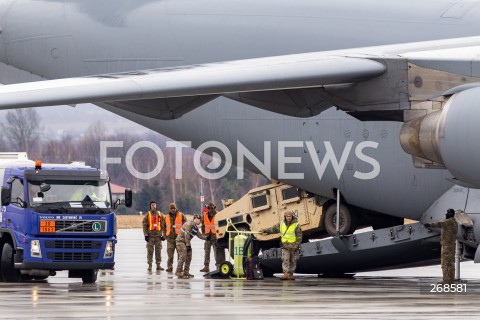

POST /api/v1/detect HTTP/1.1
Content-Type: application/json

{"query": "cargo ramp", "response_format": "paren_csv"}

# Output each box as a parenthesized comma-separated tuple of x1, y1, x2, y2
(259, 222, 442, 276)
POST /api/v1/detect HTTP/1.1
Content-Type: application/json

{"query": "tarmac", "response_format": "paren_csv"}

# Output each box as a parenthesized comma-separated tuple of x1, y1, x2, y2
(0, 229, 479, 319)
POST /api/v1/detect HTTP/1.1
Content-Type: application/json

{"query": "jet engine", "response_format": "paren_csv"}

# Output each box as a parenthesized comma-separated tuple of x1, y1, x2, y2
(400, 86, 480, 187)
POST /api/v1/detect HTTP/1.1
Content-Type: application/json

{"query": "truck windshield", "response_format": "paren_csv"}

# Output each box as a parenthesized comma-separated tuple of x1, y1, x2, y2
(28, 180, 111, 211)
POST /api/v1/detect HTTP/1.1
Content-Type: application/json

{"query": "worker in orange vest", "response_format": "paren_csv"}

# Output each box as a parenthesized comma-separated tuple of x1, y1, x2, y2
(164, 203, 186, 272)
(142, 201, 165, 271)
(200, 202, 226, 272)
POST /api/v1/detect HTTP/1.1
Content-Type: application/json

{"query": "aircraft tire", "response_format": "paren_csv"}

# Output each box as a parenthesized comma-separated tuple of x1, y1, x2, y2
(324, 204, 357, 236)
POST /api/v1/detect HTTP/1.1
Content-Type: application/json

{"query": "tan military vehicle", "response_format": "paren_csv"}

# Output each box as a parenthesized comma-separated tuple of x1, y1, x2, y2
(215, 182, 403, 249)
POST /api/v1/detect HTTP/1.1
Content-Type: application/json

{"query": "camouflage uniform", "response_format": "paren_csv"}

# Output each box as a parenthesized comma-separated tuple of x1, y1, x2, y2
(176, 220, 207, 278)
(430, 217, 458, 283)
(262, 217, 302, 279)
(142, 211, 165, 270)
(201, 210, 225, 271)
(165, 210, 186, 272)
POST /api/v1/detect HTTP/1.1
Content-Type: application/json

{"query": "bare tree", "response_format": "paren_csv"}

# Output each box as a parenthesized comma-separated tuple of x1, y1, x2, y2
(78, 120, 108, 167)
(4, 108, 42, 155)
(43, 140, 63, 163)
(0, 134, 8, 151)
(59, 133, 79, 163)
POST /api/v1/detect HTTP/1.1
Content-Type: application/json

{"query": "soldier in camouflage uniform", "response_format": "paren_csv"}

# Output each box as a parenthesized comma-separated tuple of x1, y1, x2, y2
(142, 201, 165, 271)
(261, 211, 302, 280)
(425, 208, 459, 283)
(175, 214, 208, 279)
(200, 202, 226, 272)
(164, 203, 186, 272)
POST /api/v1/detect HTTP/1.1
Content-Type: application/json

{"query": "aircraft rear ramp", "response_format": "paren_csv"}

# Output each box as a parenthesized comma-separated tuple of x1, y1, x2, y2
(259, 223, 442, 276)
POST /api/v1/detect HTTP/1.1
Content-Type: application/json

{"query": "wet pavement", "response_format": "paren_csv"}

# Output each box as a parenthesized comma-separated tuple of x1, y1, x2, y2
(0, 229, 479, 319)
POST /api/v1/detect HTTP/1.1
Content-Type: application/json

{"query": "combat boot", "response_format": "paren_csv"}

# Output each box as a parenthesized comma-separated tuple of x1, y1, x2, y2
(182, 272, 191, 279)
(148, 263, 152, 271)
(288, 272, 295, 280)
(175, 271, 184, 278)
(280, 272, 289, 280)
(185, 273, 194, 278)
(200, 266, 209, 272)
(156, 264, 164, 271)
(166, 268, 173, 272)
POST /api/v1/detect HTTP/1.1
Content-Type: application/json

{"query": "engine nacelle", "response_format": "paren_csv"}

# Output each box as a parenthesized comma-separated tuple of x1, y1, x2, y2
(400, 87, 480, 187)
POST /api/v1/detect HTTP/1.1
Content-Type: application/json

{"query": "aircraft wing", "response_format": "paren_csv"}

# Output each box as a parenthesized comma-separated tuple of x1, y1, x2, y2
(1, 36, 480, 120)
(0, 53, 385, 119)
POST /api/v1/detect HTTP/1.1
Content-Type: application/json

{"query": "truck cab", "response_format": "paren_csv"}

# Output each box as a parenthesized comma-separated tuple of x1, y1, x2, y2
(0, 153, 132, 283)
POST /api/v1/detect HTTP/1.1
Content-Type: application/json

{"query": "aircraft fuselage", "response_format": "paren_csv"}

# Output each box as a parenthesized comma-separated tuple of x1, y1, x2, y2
(2, 0, 480, 219)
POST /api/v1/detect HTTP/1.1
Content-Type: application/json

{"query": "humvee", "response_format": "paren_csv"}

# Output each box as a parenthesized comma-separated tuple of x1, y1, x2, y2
(215, 182, 403, 249)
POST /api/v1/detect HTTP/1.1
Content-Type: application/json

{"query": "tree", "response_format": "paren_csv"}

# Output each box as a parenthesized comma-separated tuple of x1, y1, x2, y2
(78, 120, 108, 167)
(176, 192, 198, 214)
(4, 109, 42, 155)
(134, 181, 166, 213)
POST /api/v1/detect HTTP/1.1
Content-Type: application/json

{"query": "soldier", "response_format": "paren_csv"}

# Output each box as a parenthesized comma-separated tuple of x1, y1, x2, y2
(164, 203, 186, 272)
(261, 211, 302, 280)
(142, 201, 165, 271)
(425, 208, 459, 283)
(175, 214, 208, 279)
(200, 202, 226, 272)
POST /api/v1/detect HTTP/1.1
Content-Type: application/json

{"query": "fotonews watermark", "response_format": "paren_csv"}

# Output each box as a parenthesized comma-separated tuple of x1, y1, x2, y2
(100, 140, 380, 180)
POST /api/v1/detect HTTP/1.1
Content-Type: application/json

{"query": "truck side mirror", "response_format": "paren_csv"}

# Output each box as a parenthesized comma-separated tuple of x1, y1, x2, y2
(1, 186, 11, 206)
(124, 188, 133, 208)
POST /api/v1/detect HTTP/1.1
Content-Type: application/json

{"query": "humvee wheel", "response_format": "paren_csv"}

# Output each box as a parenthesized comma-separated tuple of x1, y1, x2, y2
(324, 204, 357, 236)
(219, 261, 233, 277)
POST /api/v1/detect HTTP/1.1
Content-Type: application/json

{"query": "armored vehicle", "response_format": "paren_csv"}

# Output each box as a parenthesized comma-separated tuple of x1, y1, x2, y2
(215, 182, 403, 249)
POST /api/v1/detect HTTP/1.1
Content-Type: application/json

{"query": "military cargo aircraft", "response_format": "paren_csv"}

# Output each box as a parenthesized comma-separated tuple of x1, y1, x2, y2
(1, 0, 480, 272)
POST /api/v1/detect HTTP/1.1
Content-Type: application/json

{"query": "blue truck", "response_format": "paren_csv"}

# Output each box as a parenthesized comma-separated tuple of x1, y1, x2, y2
(0, 153, 132, 283)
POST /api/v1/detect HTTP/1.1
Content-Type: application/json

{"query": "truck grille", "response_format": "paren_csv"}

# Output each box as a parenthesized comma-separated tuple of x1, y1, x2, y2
(45, 240, 102, 249)
(46, 252, 99, 261)
(55, 220, 106, 233)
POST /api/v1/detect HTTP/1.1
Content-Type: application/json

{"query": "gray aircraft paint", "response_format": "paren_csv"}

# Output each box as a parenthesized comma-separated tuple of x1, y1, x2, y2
(0, 0, 480, 220)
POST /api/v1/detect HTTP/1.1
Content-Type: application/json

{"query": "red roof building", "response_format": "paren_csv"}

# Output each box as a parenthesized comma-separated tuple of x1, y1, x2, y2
(110, 183, 126, 195)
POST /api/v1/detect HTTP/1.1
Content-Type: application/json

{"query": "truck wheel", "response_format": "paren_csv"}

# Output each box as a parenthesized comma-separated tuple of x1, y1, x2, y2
(1, 243, 22, 282)
(81, 269, 98, 284)
(219, 261, 233, 277)
(324, 204, 357, 236)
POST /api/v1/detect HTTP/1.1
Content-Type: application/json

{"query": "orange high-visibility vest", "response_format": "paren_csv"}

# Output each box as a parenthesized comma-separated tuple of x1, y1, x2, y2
(148, 211, 162, 231)
(165, 212, 184, 236)
(203, 212, 216, 234)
